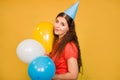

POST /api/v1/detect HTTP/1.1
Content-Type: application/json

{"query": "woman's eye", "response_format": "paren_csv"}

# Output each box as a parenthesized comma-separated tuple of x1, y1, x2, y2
(61, 22, 65, 26)
(55, 20, 59, 23)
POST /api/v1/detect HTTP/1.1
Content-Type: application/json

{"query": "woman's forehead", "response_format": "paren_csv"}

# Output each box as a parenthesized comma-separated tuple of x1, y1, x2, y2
(56, 17, 67, 23)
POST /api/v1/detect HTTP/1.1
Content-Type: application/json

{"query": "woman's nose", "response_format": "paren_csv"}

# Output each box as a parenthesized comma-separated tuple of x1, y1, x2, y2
(55, 23, 60, 28)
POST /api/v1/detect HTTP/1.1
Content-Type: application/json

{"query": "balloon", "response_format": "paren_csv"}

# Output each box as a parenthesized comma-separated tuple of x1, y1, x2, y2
(16, 39, 45, 63)
(33, 22, 54, 54)
(28, 56, 56, 80)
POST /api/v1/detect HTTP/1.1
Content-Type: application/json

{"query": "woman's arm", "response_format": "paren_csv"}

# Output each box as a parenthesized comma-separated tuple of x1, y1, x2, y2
(52, 57, 79, 80)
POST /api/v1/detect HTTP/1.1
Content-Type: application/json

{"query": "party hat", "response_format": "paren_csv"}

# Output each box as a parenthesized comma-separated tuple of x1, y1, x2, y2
(64, 0, 80, 19)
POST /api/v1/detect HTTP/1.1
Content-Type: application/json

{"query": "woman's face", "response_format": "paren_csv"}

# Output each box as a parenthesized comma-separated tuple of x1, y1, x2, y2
(54, 16, 69, 39)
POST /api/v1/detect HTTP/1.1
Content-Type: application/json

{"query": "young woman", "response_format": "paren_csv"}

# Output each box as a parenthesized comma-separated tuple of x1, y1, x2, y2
(49, 12, 82, 80)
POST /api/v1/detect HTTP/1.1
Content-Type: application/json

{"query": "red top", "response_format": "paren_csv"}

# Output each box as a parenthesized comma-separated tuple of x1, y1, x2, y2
(50, 42, 78, 74)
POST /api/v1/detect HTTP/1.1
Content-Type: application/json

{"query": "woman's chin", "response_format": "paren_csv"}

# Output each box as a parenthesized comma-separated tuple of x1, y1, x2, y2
(54, 32, 59, 35)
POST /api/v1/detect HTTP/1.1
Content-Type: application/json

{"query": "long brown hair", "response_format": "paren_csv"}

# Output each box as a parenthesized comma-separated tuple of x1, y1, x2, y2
(50, 12, 82, 72)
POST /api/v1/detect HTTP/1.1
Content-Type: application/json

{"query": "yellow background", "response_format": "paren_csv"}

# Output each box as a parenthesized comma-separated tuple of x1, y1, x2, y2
(0, 0, 120, 80)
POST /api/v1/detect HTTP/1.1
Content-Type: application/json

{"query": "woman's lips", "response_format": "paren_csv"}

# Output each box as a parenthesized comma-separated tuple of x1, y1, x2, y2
(55, 29, 59, 32)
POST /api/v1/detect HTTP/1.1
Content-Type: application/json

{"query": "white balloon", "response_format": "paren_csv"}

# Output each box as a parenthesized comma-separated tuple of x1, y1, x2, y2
(16, 39, 45, 64)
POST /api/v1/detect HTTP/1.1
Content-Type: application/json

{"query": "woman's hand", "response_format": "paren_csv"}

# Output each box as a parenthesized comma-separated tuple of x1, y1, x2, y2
(44, 52, 49, 56)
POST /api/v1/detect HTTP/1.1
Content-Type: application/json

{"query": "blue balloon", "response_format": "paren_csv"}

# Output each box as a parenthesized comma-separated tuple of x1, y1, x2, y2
(28, 56, 56, 80)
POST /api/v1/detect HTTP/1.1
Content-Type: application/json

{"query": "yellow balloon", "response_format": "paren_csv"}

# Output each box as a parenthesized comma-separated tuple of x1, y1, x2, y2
(33, 22, 54, 54)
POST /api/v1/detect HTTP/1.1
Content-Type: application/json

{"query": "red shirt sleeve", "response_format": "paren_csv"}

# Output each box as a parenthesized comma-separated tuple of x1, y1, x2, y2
(64, 42, 78, 60)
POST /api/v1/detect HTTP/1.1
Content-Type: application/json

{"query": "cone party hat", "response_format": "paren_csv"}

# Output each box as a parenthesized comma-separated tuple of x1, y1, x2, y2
(64, 0, 80, 19)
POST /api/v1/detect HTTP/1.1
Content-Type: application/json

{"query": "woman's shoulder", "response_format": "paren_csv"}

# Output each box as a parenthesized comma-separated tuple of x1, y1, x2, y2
(64, 42, 78, 59)
(65, 42, 76, 48)
(65, 42, 77, 52)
